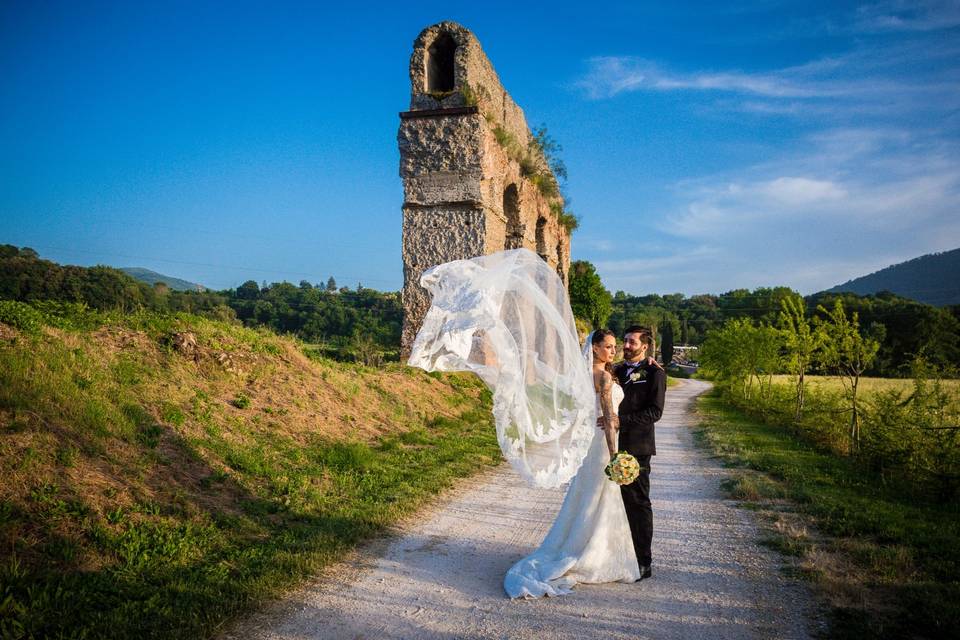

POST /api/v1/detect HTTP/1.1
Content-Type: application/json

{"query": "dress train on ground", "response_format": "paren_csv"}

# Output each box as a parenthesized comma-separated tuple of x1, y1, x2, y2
(504, 386, 640, 598)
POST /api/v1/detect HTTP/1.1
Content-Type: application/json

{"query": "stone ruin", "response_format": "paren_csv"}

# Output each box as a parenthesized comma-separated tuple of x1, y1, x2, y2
(398, 21, 572, 356)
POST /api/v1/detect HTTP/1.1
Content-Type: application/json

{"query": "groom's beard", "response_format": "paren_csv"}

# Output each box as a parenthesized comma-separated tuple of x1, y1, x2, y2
(623, 347, 645, 361)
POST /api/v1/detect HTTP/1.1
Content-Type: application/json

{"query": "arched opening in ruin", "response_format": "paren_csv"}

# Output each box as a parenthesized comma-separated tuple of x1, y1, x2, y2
(503, 184, 522, 250)
(536, 216, 548, 261)
(426, 33, 456, 93)
(556, 239, 566, 281)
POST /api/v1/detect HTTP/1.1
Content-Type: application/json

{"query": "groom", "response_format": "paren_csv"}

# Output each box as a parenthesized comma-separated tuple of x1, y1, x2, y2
(614, 325, 666, 581)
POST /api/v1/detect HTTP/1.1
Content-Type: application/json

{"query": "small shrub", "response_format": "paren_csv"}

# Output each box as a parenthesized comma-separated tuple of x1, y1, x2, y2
(550, 201, 579, 231)
(29, 301, 104, 331)
(55, 445, 79, 468)
(136, 423, 163, 449)
(426, 89, 455, 100)
(160, 402, 185, 427)
(316, 441, 376, 473)
(232, 393, 251, 409)
(0, 300, 44, 333)
(460, 81, 478, 106)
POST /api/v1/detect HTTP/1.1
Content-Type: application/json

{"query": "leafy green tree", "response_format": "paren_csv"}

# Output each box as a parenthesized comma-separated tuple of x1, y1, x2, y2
(807, 290, 960, 375)
(326, 276, 337, 292)
(779, 294, 825, 421)
(660, 317, 674, 364)
(700, 318, 752, 388)
(700, 318, 781, 400)
(818, 299, 880, 450)
(742, 323, 782, 400)
(236, 280, 260, 300)
(568, 260, 612, 327)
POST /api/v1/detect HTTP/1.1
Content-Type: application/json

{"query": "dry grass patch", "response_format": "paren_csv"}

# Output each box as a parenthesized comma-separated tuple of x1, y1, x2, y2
(0, 310, 501, 639)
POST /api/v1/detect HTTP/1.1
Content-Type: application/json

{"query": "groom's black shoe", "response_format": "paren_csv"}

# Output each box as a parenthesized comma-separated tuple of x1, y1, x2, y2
(635, 565, 652, 582)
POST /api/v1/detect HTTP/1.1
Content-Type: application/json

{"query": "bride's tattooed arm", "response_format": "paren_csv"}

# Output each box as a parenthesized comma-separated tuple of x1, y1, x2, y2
(599, 371, 620, 457)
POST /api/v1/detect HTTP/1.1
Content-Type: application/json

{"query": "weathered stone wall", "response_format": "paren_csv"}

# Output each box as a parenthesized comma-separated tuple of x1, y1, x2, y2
(399, 21, 571, 355)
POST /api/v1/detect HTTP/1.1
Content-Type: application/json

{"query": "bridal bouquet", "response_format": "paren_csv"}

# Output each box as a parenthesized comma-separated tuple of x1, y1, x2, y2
(605, 452, 641, 485)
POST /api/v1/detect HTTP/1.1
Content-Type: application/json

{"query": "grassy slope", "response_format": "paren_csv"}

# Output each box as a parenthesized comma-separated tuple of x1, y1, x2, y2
(0, 309, 501, 639)
(694, 391, 960, 640)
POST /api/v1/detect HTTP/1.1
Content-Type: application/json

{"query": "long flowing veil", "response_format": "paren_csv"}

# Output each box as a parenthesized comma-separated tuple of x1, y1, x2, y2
(408, 249, 597, 488)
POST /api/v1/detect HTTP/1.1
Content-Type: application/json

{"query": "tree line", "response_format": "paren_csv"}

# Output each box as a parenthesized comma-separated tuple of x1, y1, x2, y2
(697, 295, 960, 502)
(4, 246, 958, 374)
(0, 245, 401, 361)
(567, 259, 960, 376)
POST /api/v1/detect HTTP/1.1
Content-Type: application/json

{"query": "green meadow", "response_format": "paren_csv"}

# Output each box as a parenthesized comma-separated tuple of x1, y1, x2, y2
(695, 390, 960, 639)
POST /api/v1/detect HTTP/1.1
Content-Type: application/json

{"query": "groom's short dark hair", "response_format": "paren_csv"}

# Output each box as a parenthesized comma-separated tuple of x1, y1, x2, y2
(624, 325, 654, 349)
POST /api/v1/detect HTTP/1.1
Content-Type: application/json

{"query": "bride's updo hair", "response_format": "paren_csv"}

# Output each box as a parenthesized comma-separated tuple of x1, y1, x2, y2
(591, 329, 617, 375)
(591, 328, 616, 345)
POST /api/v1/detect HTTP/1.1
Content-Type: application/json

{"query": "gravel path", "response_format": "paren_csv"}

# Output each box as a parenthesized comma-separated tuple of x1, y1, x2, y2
(220, 379, 816, 640)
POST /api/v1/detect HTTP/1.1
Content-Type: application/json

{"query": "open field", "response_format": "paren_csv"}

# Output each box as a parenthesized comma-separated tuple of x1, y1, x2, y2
(712, 368, 960, 502)
(770, 374, 960, 400)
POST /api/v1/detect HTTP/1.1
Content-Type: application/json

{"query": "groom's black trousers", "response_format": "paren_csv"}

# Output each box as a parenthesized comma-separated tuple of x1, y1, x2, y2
(619, 454, 652, 568)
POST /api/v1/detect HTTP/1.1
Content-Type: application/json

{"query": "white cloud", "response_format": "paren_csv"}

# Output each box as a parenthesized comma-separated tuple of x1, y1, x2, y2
(574, 40, 960, 120)
(596, 245, 721, 274)
(574, 8, 960, 295)
(580, 238, 616, 252)
(592, 128, 960, 295)
(758, 177, 848, 205)
(855, 0, 960, 32)
(576, 57, 849, 100)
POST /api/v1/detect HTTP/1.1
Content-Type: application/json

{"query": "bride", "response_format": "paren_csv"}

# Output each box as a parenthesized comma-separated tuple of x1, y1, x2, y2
(407, 248, 644, 599)
(502, 328, 641, 597)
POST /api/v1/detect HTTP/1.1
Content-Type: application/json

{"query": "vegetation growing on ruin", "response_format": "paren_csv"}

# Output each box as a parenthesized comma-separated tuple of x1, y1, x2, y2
(486, 117, 578, 232)
(551, 201, 580, 232)
(459, 81, 480, 107)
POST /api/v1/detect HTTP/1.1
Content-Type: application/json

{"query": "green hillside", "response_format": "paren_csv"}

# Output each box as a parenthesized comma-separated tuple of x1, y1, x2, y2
(120, 267, 206, 292)
(0, 301, 499, 639)
(826, 248, 960, 306)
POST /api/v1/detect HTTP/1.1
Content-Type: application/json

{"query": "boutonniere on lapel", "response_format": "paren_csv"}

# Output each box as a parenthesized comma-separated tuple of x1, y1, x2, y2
(628, 369, 648, 383)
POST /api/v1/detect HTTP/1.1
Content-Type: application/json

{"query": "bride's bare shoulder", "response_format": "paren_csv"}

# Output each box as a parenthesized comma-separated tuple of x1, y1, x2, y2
(595, 369, 614, 389)
(591, 368, 605, 388)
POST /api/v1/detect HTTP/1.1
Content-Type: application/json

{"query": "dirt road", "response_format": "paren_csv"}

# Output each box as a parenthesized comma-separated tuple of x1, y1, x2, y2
(221, 379, 815, 639)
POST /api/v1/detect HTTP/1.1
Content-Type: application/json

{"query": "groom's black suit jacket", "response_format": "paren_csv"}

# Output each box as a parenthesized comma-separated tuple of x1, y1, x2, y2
(614, 361, 666, 456)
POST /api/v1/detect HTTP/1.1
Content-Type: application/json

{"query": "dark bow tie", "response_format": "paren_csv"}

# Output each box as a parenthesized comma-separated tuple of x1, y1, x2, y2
(624, 361, 644, 370)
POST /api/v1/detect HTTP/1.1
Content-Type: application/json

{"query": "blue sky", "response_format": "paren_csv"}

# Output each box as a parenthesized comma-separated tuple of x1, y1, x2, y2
(1, 1, 958, 295)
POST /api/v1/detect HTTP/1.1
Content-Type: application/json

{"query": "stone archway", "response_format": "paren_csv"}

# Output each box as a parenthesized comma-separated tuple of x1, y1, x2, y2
(426, 33, 456, 92)
(504, 184, 523, 249)
(535, 216, 548, 261)
(555, 238, 566, 282)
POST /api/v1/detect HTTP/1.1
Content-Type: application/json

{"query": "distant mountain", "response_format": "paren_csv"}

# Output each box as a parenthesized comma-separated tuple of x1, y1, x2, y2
(824, 248, 960, 306)
(120, 267, 205, 292)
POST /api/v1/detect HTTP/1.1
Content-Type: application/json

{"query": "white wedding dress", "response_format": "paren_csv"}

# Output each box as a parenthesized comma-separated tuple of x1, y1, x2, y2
(407, 249, 638, 599)
(503, 383, 641, 598)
